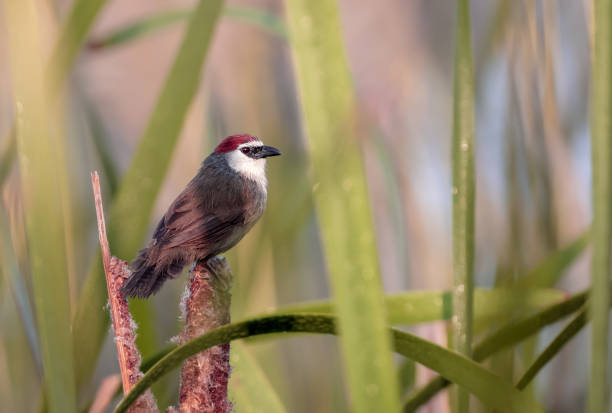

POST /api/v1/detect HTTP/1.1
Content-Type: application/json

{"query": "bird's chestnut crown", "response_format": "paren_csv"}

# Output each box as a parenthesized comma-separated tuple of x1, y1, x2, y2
(214, 134, 281, 161)
(214, 134, 259, 153)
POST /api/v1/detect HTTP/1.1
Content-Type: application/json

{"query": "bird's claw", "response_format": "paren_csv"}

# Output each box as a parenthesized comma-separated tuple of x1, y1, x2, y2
(205, 256, 233, 292)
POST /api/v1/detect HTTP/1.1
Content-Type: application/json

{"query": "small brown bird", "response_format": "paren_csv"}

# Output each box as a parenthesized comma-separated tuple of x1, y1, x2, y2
(121, 134, 281, 298)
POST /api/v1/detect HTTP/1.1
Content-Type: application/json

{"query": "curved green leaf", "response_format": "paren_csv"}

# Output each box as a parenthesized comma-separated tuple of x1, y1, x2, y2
(91, 287, 563, 410)
(89, 6, 286, 50)
(272, 288, 564, 327)
(113, 314, 540, 413)
(511, 231, 589, 288)
(72, 0, 224, 389)
(391, 329, 539, 413)
(472, 291, 587, 360)
(516, 308, 588, 390)
(403, 290, 588, 411)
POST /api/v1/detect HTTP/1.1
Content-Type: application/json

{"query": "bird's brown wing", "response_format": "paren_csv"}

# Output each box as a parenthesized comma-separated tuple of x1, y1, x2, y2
(152, 187, 246, 250)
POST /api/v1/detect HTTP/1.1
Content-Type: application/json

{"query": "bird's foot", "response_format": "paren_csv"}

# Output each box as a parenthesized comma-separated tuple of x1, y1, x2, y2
(204, 256, 233, 292)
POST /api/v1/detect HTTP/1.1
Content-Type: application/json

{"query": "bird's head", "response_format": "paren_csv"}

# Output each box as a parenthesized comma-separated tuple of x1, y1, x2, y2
(214, 134, 281, 185)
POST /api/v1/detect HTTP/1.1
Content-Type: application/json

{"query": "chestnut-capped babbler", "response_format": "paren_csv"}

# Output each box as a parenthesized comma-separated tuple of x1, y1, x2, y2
(121, 134, 281, 298)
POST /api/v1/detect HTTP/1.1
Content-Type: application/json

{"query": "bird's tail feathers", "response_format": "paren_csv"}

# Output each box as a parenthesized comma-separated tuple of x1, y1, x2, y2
(120, 247, 185, 298)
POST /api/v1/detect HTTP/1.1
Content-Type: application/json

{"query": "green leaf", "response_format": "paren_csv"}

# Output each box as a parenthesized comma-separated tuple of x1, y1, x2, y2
(285, 0, 400, 411)
(0, 208, 40, 368)
(516, 307, 588, 390)
(392, 329, 540, 413)
(46, 0, 109, 95)
(589, 0, 612, 411)
(451, 1, 476, 411)
(88, 6, 286, 50)
(85, 287, 563, 410)
(0, 0, 109, 192)
(229, 342, 287, 413)
(113, 314, 540, 413)
(72, 0, 224, 389)
(398, 359, 416, 396)
(511, 231, 589, 288)
(402, 290, 588, 411)
(272, 288, 564, 327)
(89, 9, 190, 49)
(3, 2, 77, 412)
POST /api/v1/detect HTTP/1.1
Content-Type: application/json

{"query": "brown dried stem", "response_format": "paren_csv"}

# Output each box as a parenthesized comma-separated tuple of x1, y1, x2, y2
(177, 257, 233, 413)
(91, 171, 158, 412)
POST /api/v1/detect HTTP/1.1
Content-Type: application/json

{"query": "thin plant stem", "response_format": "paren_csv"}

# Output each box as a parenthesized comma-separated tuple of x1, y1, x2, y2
(451, 0, 475, 411)
(589, 0, 612, 411)
(516, 307, 588, 390)
(91, 172, 158, 411)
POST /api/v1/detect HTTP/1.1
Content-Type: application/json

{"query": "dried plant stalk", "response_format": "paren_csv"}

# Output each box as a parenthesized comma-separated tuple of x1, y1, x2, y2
(91, 171, 158, 412)
(177, 257, 233, 413)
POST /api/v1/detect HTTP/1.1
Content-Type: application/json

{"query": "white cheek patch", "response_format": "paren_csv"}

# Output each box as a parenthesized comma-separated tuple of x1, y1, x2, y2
(226, 141, 268, 190)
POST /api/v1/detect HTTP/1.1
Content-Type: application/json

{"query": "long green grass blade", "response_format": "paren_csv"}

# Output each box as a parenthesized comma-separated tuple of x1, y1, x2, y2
(473, 291, 587, 360)
(230, 342, 287, 413)
(0, 208, 40, 368)
(403, 290, 589, 411)
(273, 288, 564, 326)
(113, 314, 540, 413)
(285, 1, 400, 411)
(589, 0, 612, 410)
(89, 6, 286, 50)
(72, 0, 224, 388)
(451, 1, 475, 411)
(89, 9, 190, 49)
(516, 308, 588, 390)
(3, 2, 77, 412)
(46, 0, 109, 95)
(512, 231, 589, 288)
(0, 0, 109, 196)
(391, 330, 540, 413)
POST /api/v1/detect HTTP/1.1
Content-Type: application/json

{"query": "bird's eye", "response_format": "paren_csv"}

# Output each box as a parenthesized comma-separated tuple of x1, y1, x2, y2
(240, 147, 251, 154)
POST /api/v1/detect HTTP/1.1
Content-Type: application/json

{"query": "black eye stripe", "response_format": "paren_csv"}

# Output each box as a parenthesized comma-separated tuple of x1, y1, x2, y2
(241, 146, 262, 155)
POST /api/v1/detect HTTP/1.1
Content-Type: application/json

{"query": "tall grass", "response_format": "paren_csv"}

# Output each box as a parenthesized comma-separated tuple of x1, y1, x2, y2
(451, 1, 475, 411)
(0, 1, 607, 412)
(3, 2, 76, 412)
(285, 0, 400, 411)
(589, 0, 612, 411)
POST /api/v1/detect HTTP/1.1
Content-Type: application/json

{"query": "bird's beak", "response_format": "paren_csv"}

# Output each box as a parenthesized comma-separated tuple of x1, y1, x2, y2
(258, 145, 281, 158)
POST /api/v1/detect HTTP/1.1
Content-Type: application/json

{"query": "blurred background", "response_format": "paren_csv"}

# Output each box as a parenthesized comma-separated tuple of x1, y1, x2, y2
(0, 0, 599, 412)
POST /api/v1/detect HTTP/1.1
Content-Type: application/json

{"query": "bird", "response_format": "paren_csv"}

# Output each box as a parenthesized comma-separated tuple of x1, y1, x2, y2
(120, 134, 281, 298)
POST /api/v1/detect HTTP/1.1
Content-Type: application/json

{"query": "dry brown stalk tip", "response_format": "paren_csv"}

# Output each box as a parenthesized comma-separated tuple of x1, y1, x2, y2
(91, 171, 158, 412)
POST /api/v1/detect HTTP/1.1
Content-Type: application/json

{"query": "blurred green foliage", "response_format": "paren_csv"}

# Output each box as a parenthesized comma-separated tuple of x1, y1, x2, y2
(0, 1, 607, 413)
